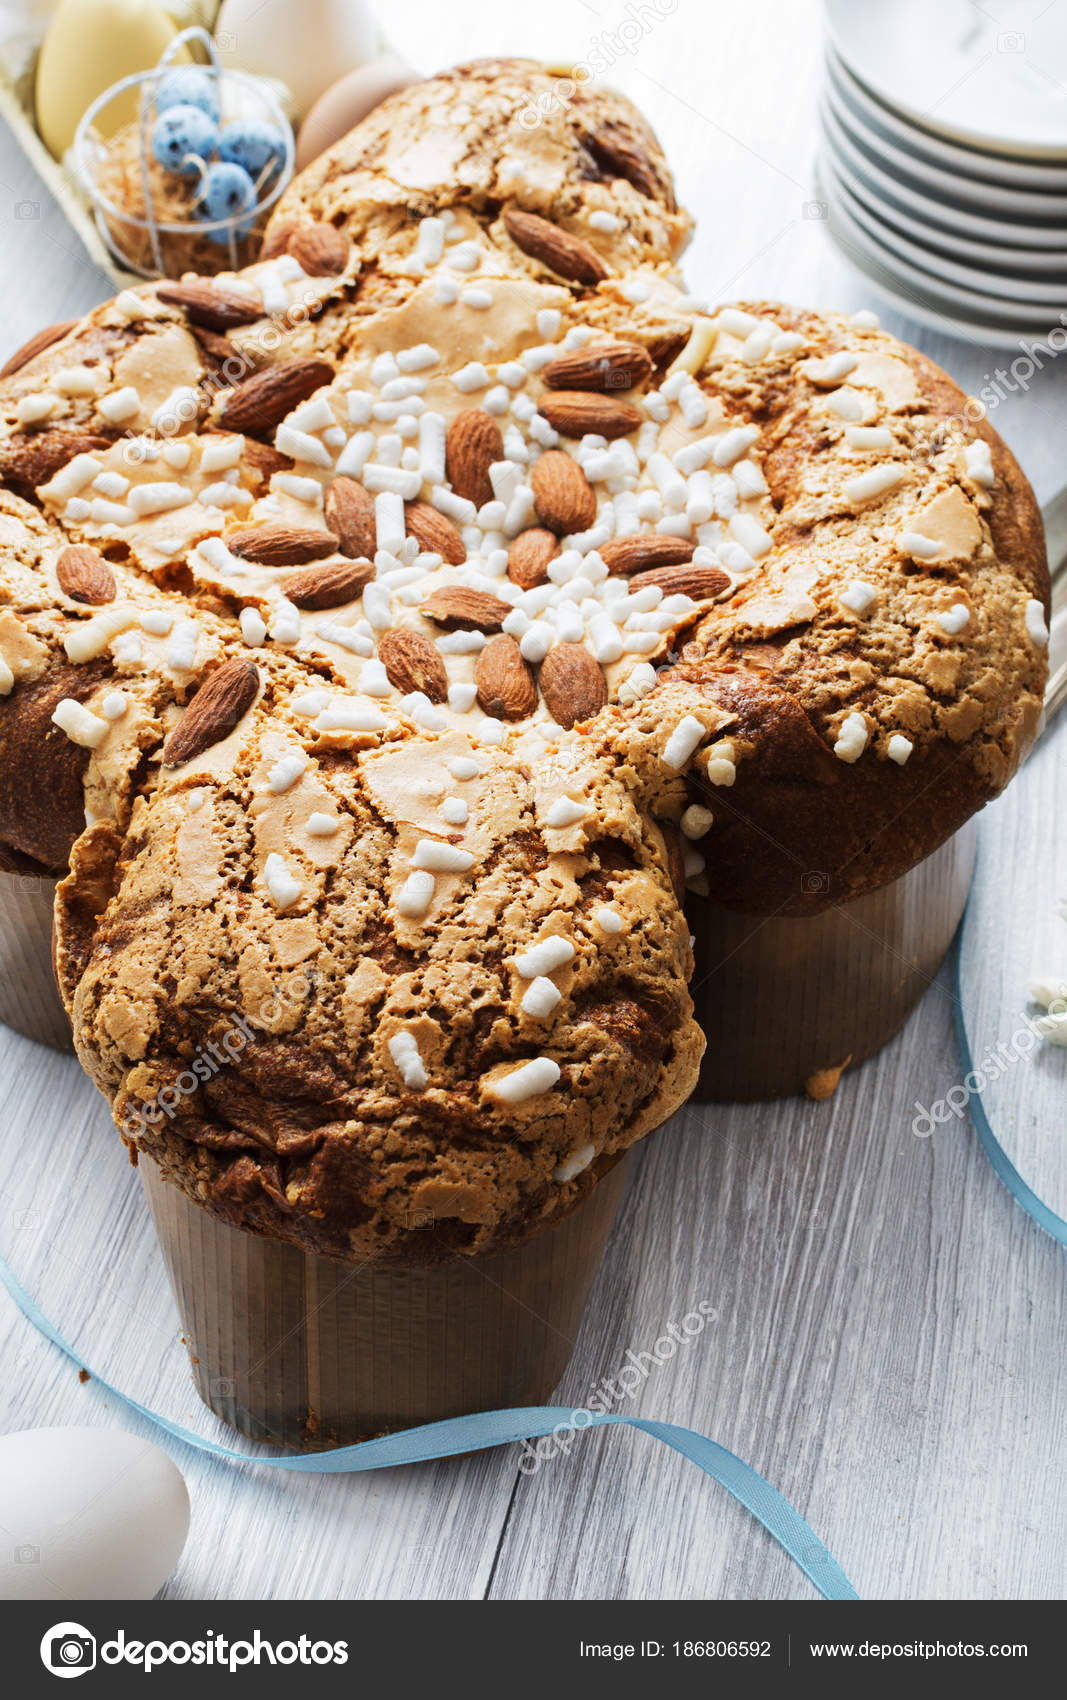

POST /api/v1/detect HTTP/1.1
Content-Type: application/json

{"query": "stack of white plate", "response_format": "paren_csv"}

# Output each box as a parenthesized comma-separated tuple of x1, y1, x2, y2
(818, 0, 1067, 346)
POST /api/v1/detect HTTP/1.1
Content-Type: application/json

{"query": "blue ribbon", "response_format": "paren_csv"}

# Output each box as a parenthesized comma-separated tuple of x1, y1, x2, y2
(4, 923, 1064, 1605)
(952, 928, 1067, 1247)
(0, 1251, 857, 1601)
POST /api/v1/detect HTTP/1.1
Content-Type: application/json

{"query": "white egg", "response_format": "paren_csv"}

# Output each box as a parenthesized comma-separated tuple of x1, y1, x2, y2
(0, 1427, 190, 1600)
(295, 62, 422, 171)
(214, 0, 379, 118)
(220, 73, 297, 126)
(36, 0, 184, 159)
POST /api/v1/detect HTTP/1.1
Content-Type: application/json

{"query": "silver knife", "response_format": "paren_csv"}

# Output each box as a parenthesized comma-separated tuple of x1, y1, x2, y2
(1043, 486, 1067, 722)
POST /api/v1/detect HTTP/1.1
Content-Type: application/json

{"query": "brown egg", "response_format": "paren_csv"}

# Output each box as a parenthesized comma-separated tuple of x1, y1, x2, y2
(295, 61, 422, 171)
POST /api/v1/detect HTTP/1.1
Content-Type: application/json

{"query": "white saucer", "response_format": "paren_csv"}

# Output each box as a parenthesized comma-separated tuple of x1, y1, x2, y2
(823, 153, 1067, 310)
(824, 177, 1065, 328)
(821, 128, 1067, 274)
(821, 103, 1067, 249)
(818, 163, 1066, 347)
(824, 68, 1067, 218)
(826, 45, 1067, 192)
(826, 0, 1067, 159)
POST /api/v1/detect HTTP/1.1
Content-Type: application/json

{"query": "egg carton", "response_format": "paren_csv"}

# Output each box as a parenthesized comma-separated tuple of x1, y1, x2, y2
(0, 2, 308, 288)
(0, 23, 144, 287)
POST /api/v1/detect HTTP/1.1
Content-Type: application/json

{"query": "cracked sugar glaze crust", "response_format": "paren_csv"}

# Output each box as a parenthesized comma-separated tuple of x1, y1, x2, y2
(0, 58, 1048, 1260)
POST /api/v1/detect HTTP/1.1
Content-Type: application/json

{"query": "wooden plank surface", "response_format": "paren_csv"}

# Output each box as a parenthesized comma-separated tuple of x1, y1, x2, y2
(0, 0, 1065, 1601)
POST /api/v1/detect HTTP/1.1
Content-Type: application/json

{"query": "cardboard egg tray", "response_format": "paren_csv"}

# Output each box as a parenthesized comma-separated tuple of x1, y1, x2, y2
(0, 17, 208, 290)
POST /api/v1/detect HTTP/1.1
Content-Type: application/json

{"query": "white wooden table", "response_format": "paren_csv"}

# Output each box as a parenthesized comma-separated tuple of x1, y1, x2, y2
(1, 0, 1065, 1602)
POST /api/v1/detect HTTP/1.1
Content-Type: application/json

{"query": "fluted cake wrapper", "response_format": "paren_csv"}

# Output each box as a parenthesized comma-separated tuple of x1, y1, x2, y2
(140, 1151, 632, 1449)
(0, 864, 72, 1050)
(689, 819, 978, 1102)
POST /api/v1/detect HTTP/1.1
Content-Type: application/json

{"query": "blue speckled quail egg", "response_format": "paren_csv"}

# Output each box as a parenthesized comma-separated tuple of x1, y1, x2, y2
(151, 104, 218, 177)
(155, 67, 221, 123)
(216, 119, 286, 185)
(195, 160, 258, 241)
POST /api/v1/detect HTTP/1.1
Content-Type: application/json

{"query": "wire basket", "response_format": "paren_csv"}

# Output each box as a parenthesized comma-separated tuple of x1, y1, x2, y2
(72, 26, 294, 281)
